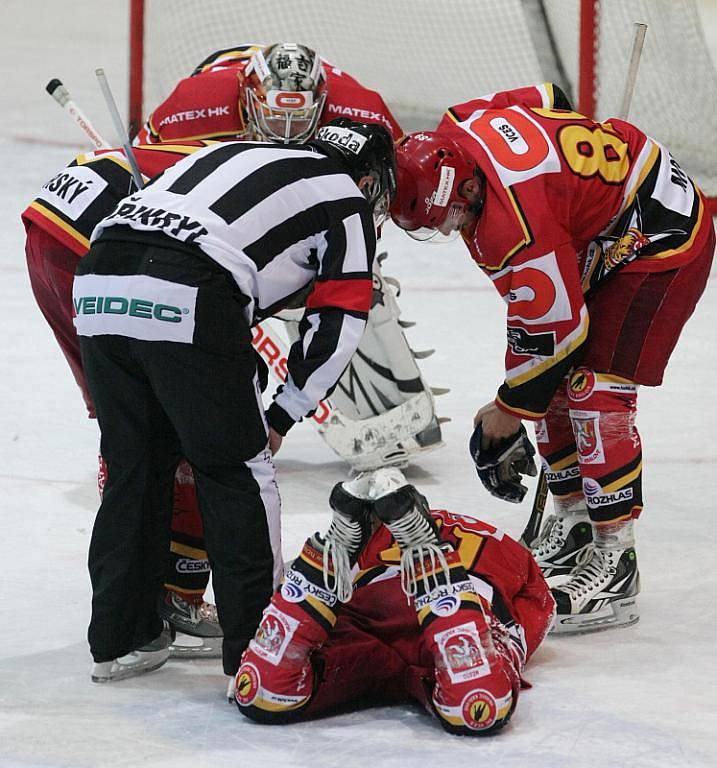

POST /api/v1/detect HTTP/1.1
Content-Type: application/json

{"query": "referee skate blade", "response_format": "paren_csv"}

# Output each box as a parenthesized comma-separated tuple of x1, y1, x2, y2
(551, 596, 639, 635)
(91, 650, 169, 683)
(169, 632, 222, 659)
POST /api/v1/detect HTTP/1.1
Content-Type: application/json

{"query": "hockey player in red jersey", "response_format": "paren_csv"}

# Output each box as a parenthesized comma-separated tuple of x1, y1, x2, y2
(22, 141, 230, 652)
(135, 42, 403, 145)
(233, 468, 554, 735)
(390, 83, 715, 633)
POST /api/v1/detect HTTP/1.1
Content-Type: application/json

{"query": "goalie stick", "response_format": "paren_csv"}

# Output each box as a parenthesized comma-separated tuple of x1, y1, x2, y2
(519, 22, 648, 549)
(45, 78, 110, 149)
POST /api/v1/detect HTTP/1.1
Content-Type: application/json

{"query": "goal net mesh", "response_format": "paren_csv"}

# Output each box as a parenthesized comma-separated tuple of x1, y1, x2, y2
(140, 0, 717, 195)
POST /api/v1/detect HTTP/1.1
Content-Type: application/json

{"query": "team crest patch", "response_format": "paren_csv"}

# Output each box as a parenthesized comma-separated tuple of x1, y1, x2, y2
(251, 605, 299, 666)
(436, 622, 491, 683)
(570, 410, 605, 464)
(569, 368, 595, 402)
(234, 663, 260, 706)
(462, 690, 498, 731)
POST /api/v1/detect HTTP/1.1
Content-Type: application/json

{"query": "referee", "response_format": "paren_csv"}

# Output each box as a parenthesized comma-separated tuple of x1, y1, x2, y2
(73, 119, 396, 683)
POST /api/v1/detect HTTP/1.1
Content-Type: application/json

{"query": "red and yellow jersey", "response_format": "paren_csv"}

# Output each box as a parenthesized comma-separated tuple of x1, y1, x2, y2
(436, 85, 711, 419)
(21, 142, 214, 256)
(136, 44, 403, 145)
(350, 509, 554, 663)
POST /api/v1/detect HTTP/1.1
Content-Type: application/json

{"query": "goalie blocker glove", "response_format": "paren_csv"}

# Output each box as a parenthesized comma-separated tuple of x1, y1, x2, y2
(469, 424, 537, 503)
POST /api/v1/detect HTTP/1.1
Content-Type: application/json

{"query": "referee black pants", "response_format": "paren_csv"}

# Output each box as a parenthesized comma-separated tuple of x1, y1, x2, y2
(77, 240, 281, 675)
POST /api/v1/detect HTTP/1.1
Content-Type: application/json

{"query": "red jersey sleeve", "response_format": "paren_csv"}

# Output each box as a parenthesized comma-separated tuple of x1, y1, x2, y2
(137, 69, 250, 144)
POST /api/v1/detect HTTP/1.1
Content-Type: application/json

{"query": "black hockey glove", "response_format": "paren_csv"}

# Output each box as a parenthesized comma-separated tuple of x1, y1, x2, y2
(469, 423, 538, 503)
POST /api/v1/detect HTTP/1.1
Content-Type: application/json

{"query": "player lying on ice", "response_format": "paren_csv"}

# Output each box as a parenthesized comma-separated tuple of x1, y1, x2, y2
(231, 468, 555, 735)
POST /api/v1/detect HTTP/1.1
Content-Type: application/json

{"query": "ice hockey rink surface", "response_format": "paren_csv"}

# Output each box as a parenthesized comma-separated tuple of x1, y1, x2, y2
(1, 2, 716, 766)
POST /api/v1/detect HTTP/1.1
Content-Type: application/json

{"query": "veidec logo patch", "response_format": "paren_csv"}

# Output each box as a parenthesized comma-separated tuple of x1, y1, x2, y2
(73, 295, 186, 323)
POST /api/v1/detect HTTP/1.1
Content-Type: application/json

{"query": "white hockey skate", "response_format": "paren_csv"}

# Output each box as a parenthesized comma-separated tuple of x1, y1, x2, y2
(531, 498, 593, 585)
(550, 544, 640, 634)
(91, 623, 173, 683)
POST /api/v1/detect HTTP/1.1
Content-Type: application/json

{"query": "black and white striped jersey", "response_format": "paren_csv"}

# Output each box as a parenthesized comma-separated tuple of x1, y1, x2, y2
(91, 141, 376, 435)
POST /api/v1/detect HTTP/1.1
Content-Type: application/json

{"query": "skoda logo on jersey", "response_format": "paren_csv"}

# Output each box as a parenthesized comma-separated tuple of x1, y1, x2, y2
(432, 595, 460, 617)
(280, 580, 305, 603)
(315, 124, 367, 155)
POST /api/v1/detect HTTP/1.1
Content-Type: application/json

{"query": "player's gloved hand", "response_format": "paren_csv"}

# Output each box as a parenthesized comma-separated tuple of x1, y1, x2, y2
(469, 423, 537, 503)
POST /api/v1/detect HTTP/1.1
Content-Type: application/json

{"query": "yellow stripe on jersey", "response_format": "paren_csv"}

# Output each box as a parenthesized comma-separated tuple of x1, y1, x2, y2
(640, 191, 705, 261)
(304, 594, 338, 627)
(531, 108, 587, 121)
(251, 694, 309, 713)
(552, 451, 579, 471)
(601, 461, 643, 494)
(134, 142, 216, 154)
(75, 152, 142, 178)
(505, 311, 590, 389)
(169, 541, 208, 560)
(27, 201, 90, 250)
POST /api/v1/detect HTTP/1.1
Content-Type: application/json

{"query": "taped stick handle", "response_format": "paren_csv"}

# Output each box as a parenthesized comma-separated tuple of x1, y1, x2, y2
(46, 78, 110, 150)
(95, 68, 145, 190)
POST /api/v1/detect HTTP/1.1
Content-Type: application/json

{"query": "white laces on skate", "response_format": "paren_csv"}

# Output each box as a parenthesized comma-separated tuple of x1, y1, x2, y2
(532, 515, 566, 557)
(323, 514, 364, 602)
(560, 546, 617, 599)
(386, 511, 449, 600)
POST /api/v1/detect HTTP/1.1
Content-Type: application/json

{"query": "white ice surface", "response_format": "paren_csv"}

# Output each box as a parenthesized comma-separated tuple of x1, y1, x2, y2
(1, 2, 716, 767)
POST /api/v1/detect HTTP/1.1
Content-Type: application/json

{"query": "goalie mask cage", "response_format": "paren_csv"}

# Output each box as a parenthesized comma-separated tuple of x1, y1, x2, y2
(129, 0, 717, 211)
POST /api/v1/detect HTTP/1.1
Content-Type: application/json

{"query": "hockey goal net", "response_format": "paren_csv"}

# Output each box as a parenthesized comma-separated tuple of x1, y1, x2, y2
(130, 0, 717, 206)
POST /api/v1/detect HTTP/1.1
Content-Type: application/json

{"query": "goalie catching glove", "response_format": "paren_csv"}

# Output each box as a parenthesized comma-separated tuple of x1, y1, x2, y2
(469, 423, 537, 503)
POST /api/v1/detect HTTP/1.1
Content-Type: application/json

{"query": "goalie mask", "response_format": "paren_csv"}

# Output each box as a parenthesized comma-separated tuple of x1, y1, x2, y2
(243, 42, 327, 144)
(312, 119, 397, 227)
(391, 132, 480, 240)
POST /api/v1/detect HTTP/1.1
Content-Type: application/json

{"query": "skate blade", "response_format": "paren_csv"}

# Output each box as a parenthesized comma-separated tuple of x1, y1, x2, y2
(169, 632, 222, 659)
(551, 596, 639, 636)
(91, 650, 169, 683)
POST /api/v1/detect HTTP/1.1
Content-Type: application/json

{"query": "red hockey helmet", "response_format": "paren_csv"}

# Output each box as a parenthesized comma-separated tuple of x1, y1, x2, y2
(391, 132, 478, 238)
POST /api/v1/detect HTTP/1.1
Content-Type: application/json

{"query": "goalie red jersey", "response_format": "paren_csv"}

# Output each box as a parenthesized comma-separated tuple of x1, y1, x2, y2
(136, 43, 403, 145)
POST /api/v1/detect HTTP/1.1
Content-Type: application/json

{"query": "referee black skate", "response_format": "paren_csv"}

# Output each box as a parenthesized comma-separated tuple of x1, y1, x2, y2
(73, 119, 396, 684)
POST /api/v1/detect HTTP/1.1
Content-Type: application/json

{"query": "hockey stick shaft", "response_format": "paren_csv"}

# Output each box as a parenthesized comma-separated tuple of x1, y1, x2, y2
(519, 467, 549, 548)
(45, 79, 110, 150)
(618, 23, 648, 120)
(95, 68, 145, 190)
